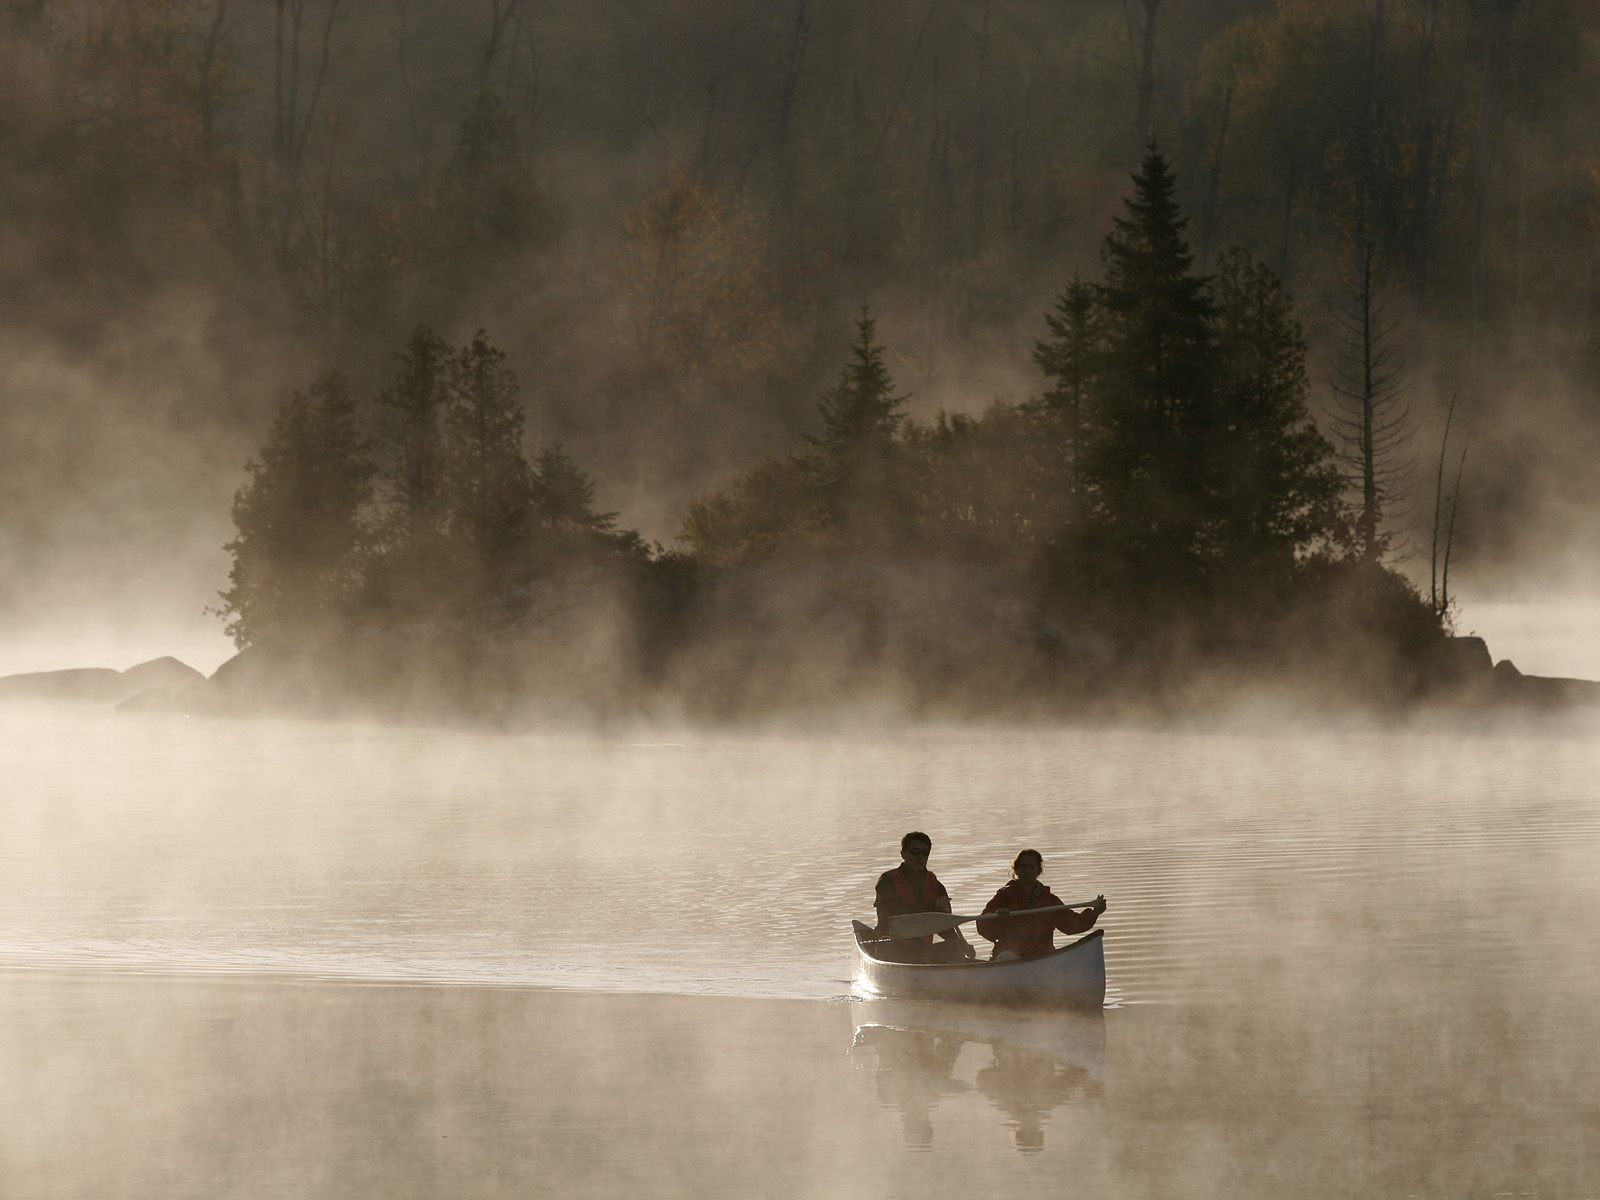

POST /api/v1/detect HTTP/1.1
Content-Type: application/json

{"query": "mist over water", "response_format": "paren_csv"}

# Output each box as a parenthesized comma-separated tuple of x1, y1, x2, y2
(3, 702, 1598, 1193)
(7, 0, 1600, 1189)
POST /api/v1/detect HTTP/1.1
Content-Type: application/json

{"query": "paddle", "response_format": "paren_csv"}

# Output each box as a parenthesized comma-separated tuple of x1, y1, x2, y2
(876, 899, 1102, 941)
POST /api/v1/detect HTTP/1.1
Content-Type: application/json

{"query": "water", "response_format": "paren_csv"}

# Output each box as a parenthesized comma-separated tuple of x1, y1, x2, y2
(3, 701, 1599, 1195)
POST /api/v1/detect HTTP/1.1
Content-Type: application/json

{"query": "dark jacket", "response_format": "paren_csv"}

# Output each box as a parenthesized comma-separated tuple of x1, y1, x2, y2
(975, 880, 1096, 959)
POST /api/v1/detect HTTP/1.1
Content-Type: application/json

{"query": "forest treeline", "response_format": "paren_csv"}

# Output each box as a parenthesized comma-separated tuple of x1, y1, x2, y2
(217, 152, 1450, 719)
(3, 0, 1600, 582)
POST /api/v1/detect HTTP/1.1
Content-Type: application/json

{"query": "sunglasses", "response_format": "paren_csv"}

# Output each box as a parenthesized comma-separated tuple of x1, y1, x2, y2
(905, 846, 931, 857)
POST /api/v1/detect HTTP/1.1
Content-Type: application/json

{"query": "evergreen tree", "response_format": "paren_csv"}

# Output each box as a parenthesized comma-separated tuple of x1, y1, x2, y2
(219, 371, 374, 647)
(377, 324, 452, 547)
(804, 307, 909, 532)
(1029, 273, 1101, 523)
(530, 443, 649, 560)
(1088, 147, 1217, 572)
(446, 330, 533, 574)
(1209, 246, 1342, 578)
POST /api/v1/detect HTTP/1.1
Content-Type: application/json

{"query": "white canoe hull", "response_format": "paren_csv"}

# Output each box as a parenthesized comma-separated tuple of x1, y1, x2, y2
(851, 921, 1106, 1009)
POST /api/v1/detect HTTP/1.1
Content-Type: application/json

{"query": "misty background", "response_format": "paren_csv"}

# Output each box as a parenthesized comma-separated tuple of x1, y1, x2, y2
(2, 0, 1598, 676)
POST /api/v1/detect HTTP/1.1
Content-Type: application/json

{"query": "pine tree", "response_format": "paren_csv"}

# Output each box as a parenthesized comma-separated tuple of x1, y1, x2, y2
(1089, 147, 1217, 569)
(1029, 273, 1100, 523)
(529, 443, 649, 561)
(804, 307, 908, 531)
(218, 371, 374, 647)
(377, 324, 452, 547)
(446, 330, 532, 573)
(531, 445, 608, 529)
(1209, 247, 1342, 578)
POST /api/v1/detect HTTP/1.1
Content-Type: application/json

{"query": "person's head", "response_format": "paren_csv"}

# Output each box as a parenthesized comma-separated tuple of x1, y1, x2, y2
(1011, 849, 1043, 881)
(900, 831, 932, 866)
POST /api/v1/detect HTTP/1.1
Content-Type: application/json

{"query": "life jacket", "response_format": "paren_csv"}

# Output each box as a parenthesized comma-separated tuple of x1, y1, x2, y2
(878, 867, 947, 945)
(881, 866, 945, 913)
(979, 880, 1066, 959)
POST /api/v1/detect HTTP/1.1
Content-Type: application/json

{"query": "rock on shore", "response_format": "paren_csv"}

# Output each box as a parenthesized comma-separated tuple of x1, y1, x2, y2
(0, 657, 207, 709)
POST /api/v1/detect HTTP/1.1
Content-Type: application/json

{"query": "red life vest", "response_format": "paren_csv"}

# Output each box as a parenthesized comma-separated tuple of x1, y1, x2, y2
(976, 880, 1091, 959)
(876, 867, 948, 945)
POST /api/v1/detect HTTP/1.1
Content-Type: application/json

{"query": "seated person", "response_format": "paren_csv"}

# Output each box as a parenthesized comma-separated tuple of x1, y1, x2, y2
(975, 849, 1105, 961)
(874, 831, 977, 963)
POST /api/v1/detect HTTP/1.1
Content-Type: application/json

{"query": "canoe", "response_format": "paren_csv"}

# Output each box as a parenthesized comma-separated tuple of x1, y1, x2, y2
(850, 920, 1105, 1009)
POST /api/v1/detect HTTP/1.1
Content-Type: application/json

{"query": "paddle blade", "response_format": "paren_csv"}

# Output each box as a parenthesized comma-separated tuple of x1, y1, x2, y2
(877, 910, 968, 939)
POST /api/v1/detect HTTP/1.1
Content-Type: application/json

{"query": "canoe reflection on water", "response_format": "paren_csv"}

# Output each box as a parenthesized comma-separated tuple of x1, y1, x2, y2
(849, 999, 1105, 1152)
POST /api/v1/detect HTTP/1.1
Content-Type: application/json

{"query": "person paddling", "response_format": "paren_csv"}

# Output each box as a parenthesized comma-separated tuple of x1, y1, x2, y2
(975, 849, 1105, 961)
(873, 831, 977, 963)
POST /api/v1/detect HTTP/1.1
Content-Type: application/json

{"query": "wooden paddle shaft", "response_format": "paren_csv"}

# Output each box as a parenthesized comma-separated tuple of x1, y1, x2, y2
(878, 899, 1102, 940)
(951, 900, 1099, 922)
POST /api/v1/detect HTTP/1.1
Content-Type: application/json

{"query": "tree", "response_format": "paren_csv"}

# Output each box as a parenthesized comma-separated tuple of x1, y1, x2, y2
(1028, 273, 1100, 522)
(1125, 0, 1163, 158)
(529, 444, 650, 561)
(1428, 390, 1469, 619)
(620, 171, 788, 396)
(679, 455, 820, 566)
(1208, 246, 1342, 579)
(445, 330, 532, 575)
(903, 403, 1056, 561)
(804, 307, 910, 533)
(436, 88, 541, 267)
(376, 324, 451, 548)
(1327, 245, 1413, 564)
(1087, 147, 1216, 573)
(270, 0, 345, 264)
(218, 370, 373, 646)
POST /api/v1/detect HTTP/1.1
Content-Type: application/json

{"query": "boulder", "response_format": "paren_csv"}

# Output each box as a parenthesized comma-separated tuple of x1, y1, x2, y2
(121, 656, 208, 694)
(1491, 658, 1600, 706)
(1439, 636, 1494, 678)
(0, 657, 209, 707)
(0, 667, 124, 702)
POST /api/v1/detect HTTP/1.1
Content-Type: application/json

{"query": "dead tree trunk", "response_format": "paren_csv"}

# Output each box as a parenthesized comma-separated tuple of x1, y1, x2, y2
(271, 0, 343, 264)
(197, 0, 228, 156)
(1330, 243, 1414, 565)
(1430, 391, 1459, 613)
(1124, 0, 1160, 157)
(769, 0, 811, 235)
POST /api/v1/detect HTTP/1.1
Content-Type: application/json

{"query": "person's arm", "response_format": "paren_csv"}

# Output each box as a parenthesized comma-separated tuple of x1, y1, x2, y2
(872, 875, 894, 930)
(973, 890, 1008, 944)
(1050, 892, 1107, 935)
(930, 878, 975, 956)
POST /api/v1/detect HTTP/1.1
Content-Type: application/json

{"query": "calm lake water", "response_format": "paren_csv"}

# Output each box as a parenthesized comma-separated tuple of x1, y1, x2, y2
(2, 701, 1598, 1196)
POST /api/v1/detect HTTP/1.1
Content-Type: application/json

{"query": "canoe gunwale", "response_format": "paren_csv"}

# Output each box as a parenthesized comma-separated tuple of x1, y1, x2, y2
(851, 921, 1104, 970)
